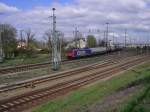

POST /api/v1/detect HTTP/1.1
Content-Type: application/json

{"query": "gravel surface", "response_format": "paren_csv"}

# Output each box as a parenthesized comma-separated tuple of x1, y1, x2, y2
(0, 50, 138, 85)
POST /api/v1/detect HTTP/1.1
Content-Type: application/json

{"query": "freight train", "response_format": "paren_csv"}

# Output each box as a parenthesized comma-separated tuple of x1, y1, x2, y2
(66, 46, 122, 59)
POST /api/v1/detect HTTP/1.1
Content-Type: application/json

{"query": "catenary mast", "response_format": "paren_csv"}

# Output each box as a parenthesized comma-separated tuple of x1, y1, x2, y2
(51, 8, 61, 70)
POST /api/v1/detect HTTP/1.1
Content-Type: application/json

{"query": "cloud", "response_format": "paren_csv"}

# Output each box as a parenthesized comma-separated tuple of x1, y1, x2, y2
(0, 0, 150, 42)
(0, 2, 20, 14)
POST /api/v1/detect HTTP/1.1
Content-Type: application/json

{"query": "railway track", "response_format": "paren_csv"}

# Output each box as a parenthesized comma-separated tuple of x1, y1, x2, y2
(0, 51, 136, 75)
(0, 55, 149, 112)
(0, 59, 121, 93)
(0, 61, 57, 75)
(0, 55, 142, 93)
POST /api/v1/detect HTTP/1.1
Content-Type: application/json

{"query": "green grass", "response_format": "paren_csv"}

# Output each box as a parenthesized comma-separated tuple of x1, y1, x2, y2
(121, 76, 150, 112)
(134, 89, 150, 112)
(33, 62, 150, 112)
(0, 54, 50, 68)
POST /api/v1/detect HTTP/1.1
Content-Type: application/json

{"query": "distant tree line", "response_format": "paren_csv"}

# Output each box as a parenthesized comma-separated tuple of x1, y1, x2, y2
(0, 24, 44, 60)
(0, 24, 17, 59)
(87, 35, 107, 48)
(0, 23, 67, 61)
(0, 23, 109, 61)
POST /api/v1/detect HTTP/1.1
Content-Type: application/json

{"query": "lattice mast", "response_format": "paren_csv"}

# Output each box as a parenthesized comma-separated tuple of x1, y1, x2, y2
(51, 8, 61, 70)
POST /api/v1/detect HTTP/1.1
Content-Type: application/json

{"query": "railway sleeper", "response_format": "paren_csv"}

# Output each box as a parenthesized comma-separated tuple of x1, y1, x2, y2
(24, 82, 36, 88)
(7, 103, 14, 106)
(0, 57, 149, 112)
(12, 101, 20, 105)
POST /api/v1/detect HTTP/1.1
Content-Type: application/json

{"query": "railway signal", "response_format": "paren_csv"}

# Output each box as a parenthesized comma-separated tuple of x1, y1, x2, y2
(51, 8, 61, 71)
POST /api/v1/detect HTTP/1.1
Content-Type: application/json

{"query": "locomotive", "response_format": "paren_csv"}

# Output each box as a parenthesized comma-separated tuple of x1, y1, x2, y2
(66, 46, 122, 59)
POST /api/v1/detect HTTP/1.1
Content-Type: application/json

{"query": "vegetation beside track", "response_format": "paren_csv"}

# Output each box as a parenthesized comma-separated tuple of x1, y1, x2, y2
(121, 77, 150, 112)
(33, 62, 150, 112)
(0, 50, 137, 68)
(0, 54, 50, 68)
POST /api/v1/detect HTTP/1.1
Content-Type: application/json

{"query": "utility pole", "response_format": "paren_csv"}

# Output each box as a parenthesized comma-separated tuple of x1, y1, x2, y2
(113, 32, 115, 46)
(103, 31, 106, 47)
(74, 27, 78, 48)
(20, 30, 24, 59)
(51, 8, 61, 71)
(146, 36, 149, 54)
(20, 30, 23, 49)
(106, 23, 109, 49)
(0, 24, 5, 63)
(0, 30, 3, 63)
(124, 29, 127, 48)
(103, 31, 105, 46)
(129, 36, 131, 47)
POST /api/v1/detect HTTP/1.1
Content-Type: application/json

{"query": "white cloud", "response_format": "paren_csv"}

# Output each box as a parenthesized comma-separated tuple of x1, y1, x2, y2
(0, 0, 150, 42)
(0, 2, 20, 14)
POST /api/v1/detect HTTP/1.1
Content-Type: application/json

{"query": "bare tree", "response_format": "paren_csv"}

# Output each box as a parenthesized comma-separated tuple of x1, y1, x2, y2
(0, 24, 17, 59)
(25, 29, 35, 48)
(43, 30, 53, 52)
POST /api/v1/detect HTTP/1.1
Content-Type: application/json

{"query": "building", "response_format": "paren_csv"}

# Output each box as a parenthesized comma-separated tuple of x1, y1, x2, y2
(17, 41, 27, 49)
(65, 38, 86, 49)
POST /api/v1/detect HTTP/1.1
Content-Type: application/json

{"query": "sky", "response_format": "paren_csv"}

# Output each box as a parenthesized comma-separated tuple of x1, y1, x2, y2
(0, 0, 150, 43)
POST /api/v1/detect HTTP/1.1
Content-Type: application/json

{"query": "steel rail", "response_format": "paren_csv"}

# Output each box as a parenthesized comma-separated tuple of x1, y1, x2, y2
(0, 51, 135, 75)
(0, 55, 142, 93)
(0, 55, 149, 112)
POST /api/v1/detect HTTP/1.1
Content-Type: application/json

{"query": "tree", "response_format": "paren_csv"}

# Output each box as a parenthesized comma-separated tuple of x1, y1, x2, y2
(57, 32, 68, 57)
(0, 24, 17, 59)
(25, 29, 36, 49)
(98, 39, 106, 47)
(87, 35, 97, 48)
(43, 30, 66, 50)
(43, 30, 52, 53)
(24, 29, 37, 57)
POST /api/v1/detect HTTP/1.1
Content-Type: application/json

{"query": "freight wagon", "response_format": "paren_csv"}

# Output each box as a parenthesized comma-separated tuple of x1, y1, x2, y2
(66, 46, 120, 59)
